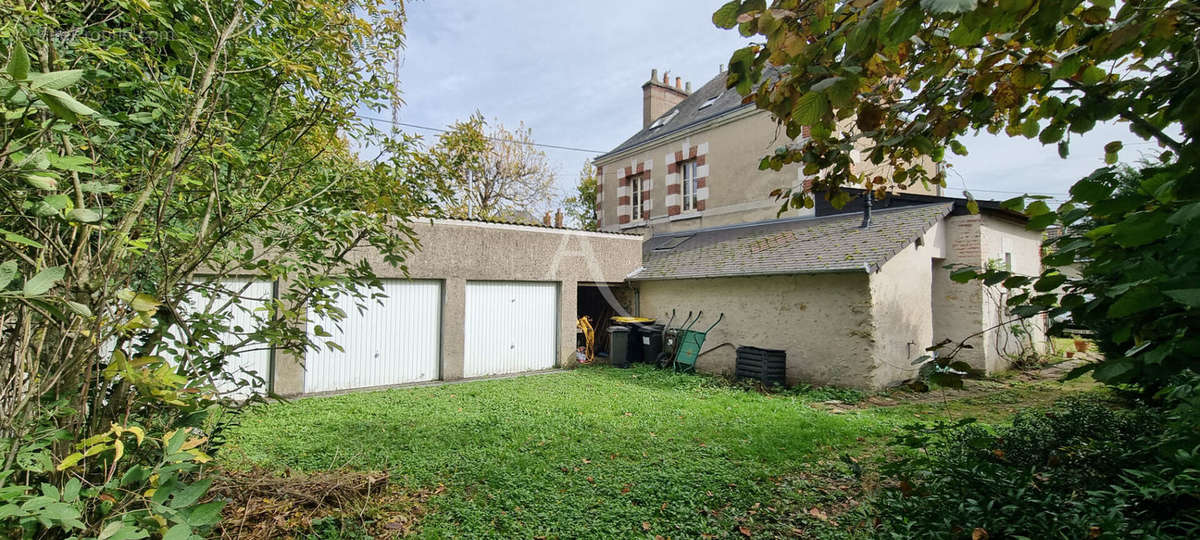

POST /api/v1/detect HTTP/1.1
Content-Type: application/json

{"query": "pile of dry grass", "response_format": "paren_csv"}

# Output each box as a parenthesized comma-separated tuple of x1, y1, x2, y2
(210, 467, 431, 538)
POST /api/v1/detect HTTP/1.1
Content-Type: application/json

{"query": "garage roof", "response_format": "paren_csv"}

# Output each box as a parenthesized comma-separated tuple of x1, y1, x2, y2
(628, 203, 952, 281)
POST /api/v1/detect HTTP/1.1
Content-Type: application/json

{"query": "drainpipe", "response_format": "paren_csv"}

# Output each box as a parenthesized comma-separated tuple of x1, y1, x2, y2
(860, 190, 873, 228)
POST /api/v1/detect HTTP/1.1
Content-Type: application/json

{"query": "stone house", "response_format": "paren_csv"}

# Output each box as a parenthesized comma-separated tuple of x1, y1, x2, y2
(593, 69, 1045, 388)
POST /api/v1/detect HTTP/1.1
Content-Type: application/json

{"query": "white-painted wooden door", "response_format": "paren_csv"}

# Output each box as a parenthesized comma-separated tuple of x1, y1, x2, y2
(464, 281, 557, 377)
(304, 280, 441, 393)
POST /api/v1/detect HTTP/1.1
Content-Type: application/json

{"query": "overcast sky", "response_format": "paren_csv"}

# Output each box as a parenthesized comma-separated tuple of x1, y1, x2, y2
(374, 1, 1166, 208)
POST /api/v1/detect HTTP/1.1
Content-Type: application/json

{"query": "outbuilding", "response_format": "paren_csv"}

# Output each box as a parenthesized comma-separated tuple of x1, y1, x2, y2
(630, 193, 1045, 389)
(222, 218, 645, 396)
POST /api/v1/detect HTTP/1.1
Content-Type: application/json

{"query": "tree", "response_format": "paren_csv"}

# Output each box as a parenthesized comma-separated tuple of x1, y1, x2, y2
(0, 1, 421, 536)
(422, 113, 558, 221)
(715, 0, 1193, 209)
(947, 160, 1198, 393)
(715, 0, 1197, 393)
(563, 159, 599, 230)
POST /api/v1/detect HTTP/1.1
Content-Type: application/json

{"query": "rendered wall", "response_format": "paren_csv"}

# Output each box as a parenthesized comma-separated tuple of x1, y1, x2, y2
(597, 110, 814, 234)
(979, 215, 1046, 369)
(596, 110, 942, 235)
(272, 220, 643, 395)
(931, 214, 988, 370)
(636, 273, 876, 388)
(931, 213, 1046, 374)
(868, 222, 944, 387)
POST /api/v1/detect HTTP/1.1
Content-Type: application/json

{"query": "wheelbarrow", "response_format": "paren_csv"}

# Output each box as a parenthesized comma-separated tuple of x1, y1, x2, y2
(655, 309, 688, 369)
(673, 311, 724, 374)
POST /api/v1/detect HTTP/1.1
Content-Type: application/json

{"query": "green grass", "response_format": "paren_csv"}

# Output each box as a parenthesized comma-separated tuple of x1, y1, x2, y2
(220, 365, 1098, 538)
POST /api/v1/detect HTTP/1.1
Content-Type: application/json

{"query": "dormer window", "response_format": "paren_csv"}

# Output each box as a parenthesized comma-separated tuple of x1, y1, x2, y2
(648, 109, 679, 130)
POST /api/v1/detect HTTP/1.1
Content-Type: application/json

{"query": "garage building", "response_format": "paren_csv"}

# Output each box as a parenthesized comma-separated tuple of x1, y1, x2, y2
(262, 218, 643, 395)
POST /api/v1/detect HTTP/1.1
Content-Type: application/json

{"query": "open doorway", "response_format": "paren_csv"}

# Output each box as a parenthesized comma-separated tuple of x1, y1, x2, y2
(577, 283, 633, 357)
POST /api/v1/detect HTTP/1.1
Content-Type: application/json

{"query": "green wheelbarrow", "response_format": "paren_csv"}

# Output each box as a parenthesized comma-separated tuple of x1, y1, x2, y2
(673, 311, 724, 374)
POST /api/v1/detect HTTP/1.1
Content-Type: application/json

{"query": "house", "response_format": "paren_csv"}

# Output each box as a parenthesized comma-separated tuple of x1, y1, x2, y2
(595, 69, 1045, 389)
(593, 68, 941, 235)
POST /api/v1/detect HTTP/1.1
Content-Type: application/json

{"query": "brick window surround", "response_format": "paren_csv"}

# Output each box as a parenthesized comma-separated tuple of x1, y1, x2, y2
(665, 143, 708, 216)
(616, 159, 653, 225)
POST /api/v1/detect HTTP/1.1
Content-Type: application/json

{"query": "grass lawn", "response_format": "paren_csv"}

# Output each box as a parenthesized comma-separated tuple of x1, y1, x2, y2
(220, 364, 1100, 538)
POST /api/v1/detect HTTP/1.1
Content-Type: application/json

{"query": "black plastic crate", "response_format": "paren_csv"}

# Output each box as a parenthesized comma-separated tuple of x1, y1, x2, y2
(735, 346, 786, 385)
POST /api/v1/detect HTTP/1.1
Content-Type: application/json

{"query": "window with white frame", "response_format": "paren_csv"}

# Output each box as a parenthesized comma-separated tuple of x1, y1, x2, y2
(630, 175, 644, 219)
(680, 160, 698, 211)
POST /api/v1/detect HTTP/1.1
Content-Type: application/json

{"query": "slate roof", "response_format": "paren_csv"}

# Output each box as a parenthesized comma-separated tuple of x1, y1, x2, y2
(628, 203, 953, 281)
(599, 69, 774, 159)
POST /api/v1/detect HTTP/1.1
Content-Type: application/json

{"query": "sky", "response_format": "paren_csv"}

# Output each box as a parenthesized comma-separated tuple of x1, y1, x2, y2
(374, 1, 1168, 209)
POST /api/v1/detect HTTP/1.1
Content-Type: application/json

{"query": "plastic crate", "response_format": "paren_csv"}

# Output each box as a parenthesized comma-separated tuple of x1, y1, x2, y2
(735, 346, 786, 385)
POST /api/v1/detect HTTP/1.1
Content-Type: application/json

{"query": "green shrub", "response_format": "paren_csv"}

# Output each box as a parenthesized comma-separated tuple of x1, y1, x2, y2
(869, 396, 1200, 539)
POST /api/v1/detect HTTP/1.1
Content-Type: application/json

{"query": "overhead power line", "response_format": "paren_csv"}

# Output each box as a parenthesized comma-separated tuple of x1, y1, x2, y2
(358, 115, 608, 154)
(360, 115, 1075, 199)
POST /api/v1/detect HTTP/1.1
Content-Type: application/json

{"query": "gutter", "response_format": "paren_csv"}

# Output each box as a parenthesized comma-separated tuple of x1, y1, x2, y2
(627, 265, 873, 282)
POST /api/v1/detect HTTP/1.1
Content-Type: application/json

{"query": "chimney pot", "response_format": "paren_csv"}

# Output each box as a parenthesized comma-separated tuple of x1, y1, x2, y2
(662, 71, 669, 84)
(554, 210, 563, 228)
(650, 68, 657, 82)
(685, 81, 692, 93)
(542, 212, 551, 226)
(719, 64, 724, 73)
(674, 76, 681, 89)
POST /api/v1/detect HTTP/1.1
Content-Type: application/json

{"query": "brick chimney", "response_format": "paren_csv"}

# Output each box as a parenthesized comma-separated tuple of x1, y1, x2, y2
(642, 68, 689, 129)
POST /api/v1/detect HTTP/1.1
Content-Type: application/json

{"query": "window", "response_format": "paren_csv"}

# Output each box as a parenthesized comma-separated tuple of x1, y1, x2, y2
(648, 109, 679, 130)
(630, 175, 644, 219)
(652, 235, 692, 251)
(698, 92, 723, 110)
(680, 160, 698, 211)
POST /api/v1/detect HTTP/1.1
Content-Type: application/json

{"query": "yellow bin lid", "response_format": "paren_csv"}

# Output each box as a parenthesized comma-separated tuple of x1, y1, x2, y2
(610, 316, 655, 324)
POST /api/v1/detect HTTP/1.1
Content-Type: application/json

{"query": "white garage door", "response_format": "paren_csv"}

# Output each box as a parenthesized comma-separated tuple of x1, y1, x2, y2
(304, 280, 441, 393)
(181, 278, 274, 399)
(464, 281, 557, 378)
